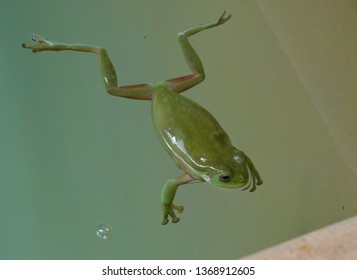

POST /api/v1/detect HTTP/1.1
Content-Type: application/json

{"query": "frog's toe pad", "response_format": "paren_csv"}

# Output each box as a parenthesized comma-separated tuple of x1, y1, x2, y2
(161, 218, 169, 225)
(172, 203, 184, 213)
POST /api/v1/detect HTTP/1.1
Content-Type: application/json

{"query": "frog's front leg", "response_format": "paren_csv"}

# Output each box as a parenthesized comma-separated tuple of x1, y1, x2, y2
(165, 11, 231, 93)
(22, 35, 153, 100)
(161, 173, 198, 225)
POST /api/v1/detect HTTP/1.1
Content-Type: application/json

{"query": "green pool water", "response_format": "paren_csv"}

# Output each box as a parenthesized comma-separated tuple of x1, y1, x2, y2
(1, 0, 356, 259)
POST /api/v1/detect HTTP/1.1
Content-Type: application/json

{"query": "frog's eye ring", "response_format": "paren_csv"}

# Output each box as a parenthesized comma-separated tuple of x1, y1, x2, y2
(219, 174, 231, 182)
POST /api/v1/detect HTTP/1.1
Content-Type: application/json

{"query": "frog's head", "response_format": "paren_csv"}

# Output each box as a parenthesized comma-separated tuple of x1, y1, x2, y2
(207, 149, 262, 192)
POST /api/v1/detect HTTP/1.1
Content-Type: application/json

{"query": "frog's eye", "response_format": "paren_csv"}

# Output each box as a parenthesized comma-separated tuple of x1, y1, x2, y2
(219, 174, 231, 182)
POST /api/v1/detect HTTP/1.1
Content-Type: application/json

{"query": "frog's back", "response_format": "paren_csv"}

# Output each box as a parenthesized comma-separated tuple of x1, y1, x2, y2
(151, 83, 232, 173)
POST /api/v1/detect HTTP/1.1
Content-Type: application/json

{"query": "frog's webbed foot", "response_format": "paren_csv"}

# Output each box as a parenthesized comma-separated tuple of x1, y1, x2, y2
(161, 173, 196, 225)
(216, 11, 231, 26)
(22, 34, 54, 53)
(241, 155, 263, 192)
(161, 203, 184, 225)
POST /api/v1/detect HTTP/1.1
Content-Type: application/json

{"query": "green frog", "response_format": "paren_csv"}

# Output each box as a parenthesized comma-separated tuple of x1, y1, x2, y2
(22, 12, 262, 225)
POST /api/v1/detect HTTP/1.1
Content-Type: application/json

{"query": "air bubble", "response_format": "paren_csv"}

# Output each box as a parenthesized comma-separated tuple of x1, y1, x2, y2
(96, 224, 112, 240)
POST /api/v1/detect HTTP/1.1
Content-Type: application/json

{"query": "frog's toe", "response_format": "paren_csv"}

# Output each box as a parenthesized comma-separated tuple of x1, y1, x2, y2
(31, 34, 47, 44)
(161, 203, 184, 225)
(217, 11, 231, 25)
(161, 217, 169, 225)
(172, 203, 184, 213)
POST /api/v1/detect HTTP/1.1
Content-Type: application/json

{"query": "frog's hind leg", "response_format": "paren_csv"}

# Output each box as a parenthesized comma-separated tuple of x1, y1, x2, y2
(165, 11, 231, 94)
(161, 173, 197, 225)
(22, 35, 153, 100)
